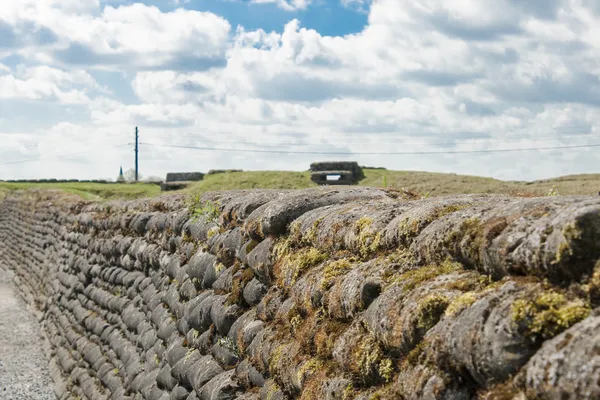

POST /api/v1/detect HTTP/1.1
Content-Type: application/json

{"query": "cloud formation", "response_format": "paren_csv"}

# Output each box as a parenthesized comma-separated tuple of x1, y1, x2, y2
(1, 0, 600, 181)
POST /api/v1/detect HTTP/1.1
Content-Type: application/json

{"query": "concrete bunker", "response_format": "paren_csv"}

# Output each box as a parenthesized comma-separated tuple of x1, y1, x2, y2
(309, 161, 365, 185)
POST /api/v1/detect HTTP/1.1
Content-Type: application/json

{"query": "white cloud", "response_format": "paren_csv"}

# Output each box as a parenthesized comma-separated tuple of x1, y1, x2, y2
(2, 0, 600, 182)
(249, 0, 312, 11)
(341, 0, 372, 13)
(0, 65, 101, 103)
(1, 2, 231, 70)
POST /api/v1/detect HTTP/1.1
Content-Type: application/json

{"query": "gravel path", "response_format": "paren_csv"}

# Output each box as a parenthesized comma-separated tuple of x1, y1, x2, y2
(0, 267, 55, 400)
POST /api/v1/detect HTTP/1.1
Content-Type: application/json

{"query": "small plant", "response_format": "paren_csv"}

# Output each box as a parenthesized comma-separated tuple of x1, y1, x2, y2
(186, 192, 221, 223)
(382, 174, 388, 188)
(547, 186, 560, 196)
(217, 337, 240, 357)
(184, 348, 195, 361)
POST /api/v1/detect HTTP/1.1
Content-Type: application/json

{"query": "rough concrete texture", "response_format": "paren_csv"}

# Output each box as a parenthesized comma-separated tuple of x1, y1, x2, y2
(1, 187, 600, 400)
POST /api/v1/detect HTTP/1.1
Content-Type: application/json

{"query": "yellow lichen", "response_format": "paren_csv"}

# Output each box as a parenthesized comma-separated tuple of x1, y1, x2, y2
(445, 292, 478, 317)
(320, 259, 353, 290)
(511, 290, 590, 342)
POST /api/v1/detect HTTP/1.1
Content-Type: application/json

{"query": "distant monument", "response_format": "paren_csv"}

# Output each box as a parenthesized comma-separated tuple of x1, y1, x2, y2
(309, 161, 365, 185)
(117, 166, 125, 183)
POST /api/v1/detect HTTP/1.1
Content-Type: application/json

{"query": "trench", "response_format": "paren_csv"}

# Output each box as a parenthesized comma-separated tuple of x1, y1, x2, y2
(0, 266, 55, 400)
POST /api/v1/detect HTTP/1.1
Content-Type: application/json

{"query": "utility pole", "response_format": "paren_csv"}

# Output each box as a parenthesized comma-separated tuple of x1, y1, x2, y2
(135, 126, 139, 182)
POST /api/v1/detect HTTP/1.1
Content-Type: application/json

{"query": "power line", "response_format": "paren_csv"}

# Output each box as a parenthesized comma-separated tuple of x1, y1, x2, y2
(143, 130, 598, 147)
(140, 141, 600, 155)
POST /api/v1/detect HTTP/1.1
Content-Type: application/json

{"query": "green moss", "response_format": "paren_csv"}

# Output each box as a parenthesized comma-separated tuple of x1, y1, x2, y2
(182, 232, 194, 243)
(184, 348, 195, 361)
(587, 264, 600, 305)
(354, 334, 394, 384)
(511, 290, 590, 343)
(356, 216, 373, 231)
(302, 217, 324, 246)
(215, 262, 226, 274)
(386, 249, 416, 265)
(378, 358, 394, 383)
(553, 220, 584, 265)
(273, 236, 295, 259)
(297, 358, 324, 386)
(321, 259, 353, 290)
(290, 314, 303, 333)
(445, 292, 478, 317)
(444, 273, 491, 292)
(405, 340, 427, 366)
(416, 294, 450, 331)
(278, 247, 328, 288)
(245, 239, 259, 254)
(354, 217, 383, 258)
(226, 267, 255, 306)
(207, 226, 219, 239)
(342, 383, 356, 400)
(442, 217, 483, 263)
(268, 344, 287, 377)
(435, 203, 470, 219)
(390, 259, 462, 292)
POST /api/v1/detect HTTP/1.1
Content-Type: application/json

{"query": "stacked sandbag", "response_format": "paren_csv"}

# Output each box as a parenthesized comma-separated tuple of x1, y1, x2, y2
(1, 187, 599, 400)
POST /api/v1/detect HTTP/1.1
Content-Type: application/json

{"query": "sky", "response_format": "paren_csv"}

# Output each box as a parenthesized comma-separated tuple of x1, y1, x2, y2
(1, 0, 600, 181)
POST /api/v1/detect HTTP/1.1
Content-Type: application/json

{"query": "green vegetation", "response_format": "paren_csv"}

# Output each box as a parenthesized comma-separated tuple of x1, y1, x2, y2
(415, 294, 450, 331)
(3, 168, 600, 202)
(388, 259, 463, 291)
(187, 170, 314, 193)
(0, 181, 160, 201)
(277, 247, 328, 288)
(445, 292, 478, 316)
(321, 259, 353, 289)
(511, 290, 590, 343)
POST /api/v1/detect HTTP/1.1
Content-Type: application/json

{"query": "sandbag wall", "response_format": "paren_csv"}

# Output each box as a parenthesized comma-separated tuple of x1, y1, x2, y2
(1, 187, 600, 400)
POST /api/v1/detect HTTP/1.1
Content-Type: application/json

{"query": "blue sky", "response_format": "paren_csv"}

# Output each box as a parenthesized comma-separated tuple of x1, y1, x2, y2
(1, 0, 600, 181)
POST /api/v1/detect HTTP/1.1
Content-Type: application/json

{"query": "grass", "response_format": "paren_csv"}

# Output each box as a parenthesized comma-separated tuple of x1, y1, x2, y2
(0, 181, 161, 201)
(186, 170, 314, 193)
(2, 168, 600, 201)
(186, 169, 600, 197)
